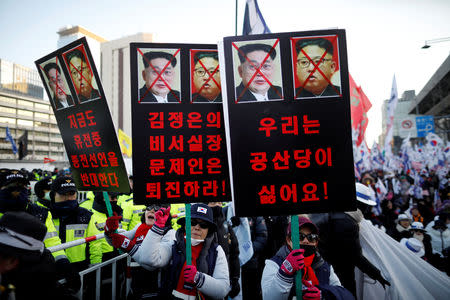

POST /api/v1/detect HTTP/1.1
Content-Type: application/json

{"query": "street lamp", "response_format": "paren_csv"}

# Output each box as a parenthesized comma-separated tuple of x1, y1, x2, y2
(422, 37, 450, 49)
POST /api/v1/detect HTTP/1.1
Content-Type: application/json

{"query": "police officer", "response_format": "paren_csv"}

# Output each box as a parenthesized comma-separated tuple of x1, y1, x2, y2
(34, 176, 53, 209)
(0, 169, 80, 293)
(49, 176, 93, 272)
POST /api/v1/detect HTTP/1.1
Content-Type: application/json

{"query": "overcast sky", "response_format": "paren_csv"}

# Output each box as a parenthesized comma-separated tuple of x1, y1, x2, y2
(1, 0, 449, 145)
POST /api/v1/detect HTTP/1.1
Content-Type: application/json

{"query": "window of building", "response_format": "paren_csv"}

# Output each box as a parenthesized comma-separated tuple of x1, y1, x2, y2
(0, 117, 16, 124)
(17, 109, 33, 117)
(0, 96, 16, 104)
(2, 107, 16, 114)
(35, 103, 50, 111)
(18, 99, 34, 108)
(17, 119, 33, 127)
(35, 112, 49, 120)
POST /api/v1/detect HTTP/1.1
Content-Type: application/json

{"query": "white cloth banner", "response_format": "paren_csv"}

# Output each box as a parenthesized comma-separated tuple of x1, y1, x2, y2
(356, 219, 450, 300)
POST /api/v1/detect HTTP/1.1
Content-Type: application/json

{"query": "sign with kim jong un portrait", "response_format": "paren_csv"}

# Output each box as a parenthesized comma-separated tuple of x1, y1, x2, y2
(35, 37, 130, 193)
(219, 29, 356, 217)
(130, 42, 231, 206)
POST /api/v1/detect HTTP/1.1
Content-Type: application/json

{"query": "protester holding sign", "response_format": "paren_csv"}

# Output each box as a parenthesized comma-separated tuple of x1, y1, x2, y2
(105, 203, 173, 299)
(142, 203, 230, 299)
(261, 216, 354, 300)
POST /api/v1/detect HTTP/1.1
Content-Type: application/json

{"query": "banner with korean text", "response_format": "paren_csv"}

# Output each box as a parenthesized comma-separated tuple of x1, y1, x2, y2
(219, 29, 356, 216)
(35, 37, 130, 193)
(130, 43, 230, 205)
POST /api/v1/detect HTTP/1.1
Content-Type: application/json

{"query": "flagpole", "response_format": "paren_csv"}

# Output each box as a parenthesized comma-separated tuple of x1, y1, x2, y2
(235, 0, 238, 36)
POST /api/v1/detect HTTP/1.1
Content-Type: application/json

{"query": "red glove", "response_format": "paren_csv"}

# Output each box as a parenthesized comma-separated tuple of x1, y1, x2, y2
(105, 212, 122, 236)
(302, 280, 321, 300)
(110, 233, 136, 253)
(154, 206, 171, 228)
(183, 265, 199, 285)
(280, 249, 305, 276)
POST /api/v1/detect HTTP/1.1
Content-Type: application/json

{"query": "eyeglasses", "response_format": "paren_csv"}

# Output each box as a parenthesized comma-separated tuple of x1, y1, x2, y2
(244, 62, 273, 73)
(146, 204, 161, 211)
(194, 68, 218, 77)
(191, 219, 209, 229)
(297, 58, 332, 69)
(148, 69, 174, 77)
(299, 233, 319, 242)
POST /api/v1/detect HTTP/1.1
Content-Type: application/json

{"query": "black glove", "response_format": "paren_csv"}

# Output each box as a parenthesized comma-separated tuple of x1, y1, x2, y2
(55, 258, 81, 292)
(228, 277, 241, 298)
(230, 216, 241, 227)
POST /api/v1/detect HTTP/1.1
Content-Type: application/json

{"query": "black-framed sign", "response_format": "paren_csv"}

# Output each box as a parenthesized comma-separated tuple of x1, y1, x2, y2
(35, 37, 130, 193)
(130, 42, 230, 205)
(219, 29, 356, 217)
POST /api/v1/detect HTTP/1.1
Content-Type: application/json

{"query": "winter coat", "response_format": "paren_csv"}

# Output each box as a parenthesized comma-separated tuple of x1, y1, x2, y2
(425, 221, 450, 257)
(261, 245, 354, 300)
(141, 225, 230, 299)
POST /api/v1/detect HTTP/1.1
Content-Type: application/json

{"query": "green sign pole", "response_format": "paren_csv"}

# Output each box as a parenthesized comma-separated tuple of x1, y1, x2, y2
(185, 203, 192, 265)
(103, 191, 113, 217)
(291, 215, 302, 299)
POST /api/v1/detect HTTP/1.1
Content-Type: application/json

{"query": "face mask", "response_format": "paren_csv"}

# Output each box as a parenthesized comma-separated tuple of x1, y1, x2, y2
(413, 233, 424, 242)
(300, 244, 317, 257)
(43, 191, 51, 201)
(191, 238, 204, 246)
(52, 200, 78, 216)
(0, 187, 29, 212)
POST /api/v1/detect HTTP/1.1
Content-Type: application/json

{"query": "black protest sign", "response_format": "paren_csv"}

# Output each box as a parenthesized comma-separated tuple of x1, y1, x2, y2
(35, 37, 130, 193)
(220, 29, 356, 217)
(130, 43, 230, 205)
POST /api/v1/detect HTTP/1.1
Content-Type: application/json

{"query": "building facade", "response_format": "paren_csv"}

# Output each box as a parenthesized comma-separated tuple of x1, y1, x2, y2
(0, 59, 65, 162)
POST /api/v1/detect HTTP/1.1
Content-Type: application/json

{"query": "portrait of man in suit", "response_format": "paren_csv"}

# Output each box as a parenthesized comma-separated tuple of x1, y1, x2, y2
(65, 48, 100, 102)
(294, 37, 341, 99)
(234, 42, 282, 102)
(191, 51, 221, 103)
(139, 51, 180, 103)
(43, 62, 74, 110)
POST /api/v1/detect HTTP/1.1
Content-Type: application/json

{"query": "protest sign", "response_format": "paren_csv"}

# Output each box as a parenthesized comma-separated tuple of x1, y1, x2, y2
(35, 37, 130, 193)
(219, 29, 356, 216)
(130, 43, 230, 205)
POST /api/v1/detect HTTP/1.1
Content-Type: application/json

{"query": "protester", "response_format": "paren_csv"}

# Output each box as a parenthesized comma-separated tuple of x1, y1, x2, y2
(391, 214, 412, 242)
(261, 216, 354, 300)
(241, 216, 268, 300)
(105, 203, 173, 299)
(208, 201, 241, 298)
(142, 203, 230, 299)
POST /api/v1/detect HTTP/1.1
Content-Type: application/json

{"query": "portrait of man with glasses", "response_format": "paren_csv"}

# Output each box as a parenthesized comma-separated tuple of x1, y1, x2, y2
(139, 50, 180, 103)
(191, 51, 222, 103)
(294, 37, 341, 99)
(234, 42, 283, 102)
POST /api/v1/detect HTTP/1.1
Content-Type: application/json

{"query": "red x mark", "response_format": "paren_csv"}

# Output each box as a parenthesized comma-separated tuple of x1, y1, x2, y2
(232, 39, 283, 103)
(137, 48, 181, 103)
(66, 48, 98, 98)
(293, 36, 341, 98)
(191, 54, 221, 103)
(40, 57, 69, 101)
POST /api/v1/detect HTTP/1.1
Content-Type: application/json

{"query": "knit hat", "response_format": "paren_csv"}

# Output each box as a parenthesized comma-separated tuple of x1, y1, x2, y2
(34, 176, 53, 198)
(51, 176, 77, 194)
(400, 238, 425, 257)
(355, 182, 376, 206)
(0, 211, 46, 261)
(410, 221, 426, 232)
(397, 214, 411, 223)
(177, 203, 217, 232)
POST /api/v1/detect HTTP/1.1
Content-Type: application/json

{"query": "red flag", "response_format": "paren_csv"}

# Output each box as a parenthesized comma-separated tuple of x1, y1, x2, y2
(349, 74, 372, 146)
(44, 157, 56, 163)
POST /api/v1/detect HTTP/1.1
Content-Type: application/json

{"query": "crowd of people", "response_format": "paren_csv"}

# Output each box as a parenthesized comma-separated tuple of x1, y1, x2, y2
(0, 162, 449, 299)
